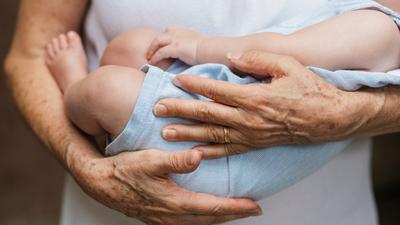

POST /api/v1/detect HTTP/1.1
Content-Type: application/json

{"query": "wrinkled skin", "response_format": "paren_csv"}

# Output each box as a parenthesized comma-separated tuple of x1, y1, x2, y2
(6, 0, 399, 224)
(154, 51, 385, 158)
(74, 149, 261, 225)
(3, 1, 262, 223)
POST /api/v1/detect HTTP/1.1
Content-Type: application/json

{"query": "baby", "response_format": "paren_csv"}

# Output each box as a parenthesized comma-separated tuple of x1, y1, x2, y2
(46, 1, 400, 199)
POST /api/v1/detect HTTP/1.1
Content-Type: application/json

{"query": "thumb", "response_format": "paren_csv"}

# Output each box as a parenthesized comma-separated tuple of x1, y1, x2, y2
(149, 149, 203, 175)
(228, 50, 302, 79)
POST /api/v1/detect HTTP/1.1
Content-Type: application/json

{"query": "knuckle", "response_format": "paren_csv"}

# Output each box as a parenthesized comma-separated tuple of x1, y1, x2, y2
(270, 63, 286, 77)
(224, 144, 239, 155)
(171, 102, 182, 115)
(242, 114, 266, 131)
(140, 150, 166, 171)
(177, 193, 196, 212)
(277, 56, 299, 72)
(223, 145, 232, 155)
(250, 115, 267, 129)
(140, 150, 157, 162)
(194, 103, 212, 120)
(168, 153, 183, 171)
(178, 201, 191, 213)
(198, 81, 218, 99)
(206, 125, 224, 143)
(209, 203, 224, 216)
(242, 91, 266, 109)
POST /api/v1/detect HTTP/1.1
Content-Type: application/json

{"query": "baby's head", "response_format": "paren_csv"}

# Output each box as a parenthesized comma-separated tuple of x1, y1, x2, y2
(101, 28, 173, 70)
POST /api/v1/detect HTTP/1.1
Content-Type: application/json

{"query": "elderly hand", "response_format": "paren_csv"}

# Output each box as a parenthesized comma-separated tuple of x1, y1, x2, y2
(74, 149, 261, 225)
(153, 51, 383, 158)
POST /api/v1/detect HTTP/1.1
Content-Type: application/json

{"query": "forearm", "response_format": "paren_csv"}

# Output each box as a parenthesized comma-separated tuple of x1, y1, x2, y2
(5, 56, 101, 173)
(198, 10, 400, 72)
(197, 33, 289, 65)
(354, 86, 400, 138)
(4, 0, 94, 176)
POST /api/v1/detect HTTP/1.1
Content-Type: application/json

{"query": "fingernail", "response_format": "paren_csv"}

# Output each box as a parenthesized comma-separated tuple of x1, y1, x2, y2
(162, 128, 177, 139)
(253, 208, 263, 216)
(226, 52, 241, 60)
(154, 103, 167, 116)
(172, 77, 182, 87)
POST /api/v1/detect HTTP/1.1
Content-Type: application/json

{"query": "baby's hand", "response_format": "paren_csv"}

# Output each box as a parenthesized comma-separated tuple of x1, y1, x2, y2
(147, 26, 205, 65)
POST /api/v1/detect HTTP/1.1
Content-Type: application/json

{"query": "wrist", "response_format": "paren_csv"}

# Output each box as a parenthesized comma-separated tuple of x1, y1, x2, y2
(196, 36, 210, 64)
(336, 88, 386, 139)
(354, 86, 400, 137)
(62, 132, 103, 181)
(196, 36, 244, 65)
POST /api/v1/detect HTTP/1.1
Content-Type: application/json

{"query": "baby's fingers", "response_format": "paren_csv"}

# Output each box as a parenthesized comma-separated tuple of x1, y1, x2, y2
(147, 33, 172, 60)
(149, 45, 178, 65)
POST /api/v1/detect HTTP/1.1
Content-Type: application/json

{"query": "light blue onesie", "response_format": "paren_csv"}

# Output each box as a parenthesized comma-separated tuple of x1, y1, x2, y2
(106, 0, 400, 200)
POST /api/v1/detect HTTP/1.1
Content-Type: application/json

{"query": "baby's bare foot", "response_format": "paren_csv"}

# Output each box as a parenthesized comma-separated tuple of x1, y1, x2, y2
(46, 31, 88, 93)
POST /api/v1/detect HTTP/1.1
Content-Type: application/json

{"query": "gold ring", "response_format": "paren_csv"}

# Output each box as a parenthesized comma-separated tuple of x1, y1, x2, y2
(223, 127, 231, 144)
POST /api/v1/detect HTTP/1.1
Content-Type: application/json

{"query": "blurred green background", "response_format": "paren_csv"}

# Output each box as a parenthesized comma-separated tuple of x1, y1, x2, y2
(0, 1, 399, 225)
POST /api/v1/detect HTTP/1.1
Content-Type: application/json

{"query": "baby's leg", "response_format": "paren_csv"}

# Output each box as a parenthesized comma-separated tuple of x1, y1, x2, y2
(64, 66, 144, 138)
(46, 32, 145, 138)
(284, 10, 400, 71)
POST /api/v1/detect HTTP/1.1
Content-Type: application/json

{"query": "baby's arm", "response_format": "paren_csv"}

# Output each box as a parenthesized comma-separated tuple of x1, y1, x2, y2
(199, 10, 400, 72)
(149, 10, 400, 72)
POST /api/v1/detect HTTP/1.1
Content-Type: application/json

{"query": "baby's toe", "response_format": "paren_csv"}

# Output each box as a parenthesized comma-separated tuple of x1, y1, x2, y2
(52, 37, 61, 53)
(47, 43, 55, 61)
(59, 34, 68, 49)
(66, 31, 82, 47)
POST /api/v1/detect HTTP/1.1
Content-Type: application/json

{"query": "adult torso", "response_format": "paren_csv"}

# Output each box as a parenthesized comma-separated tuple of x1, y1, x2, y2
(84, 0, 328, 70)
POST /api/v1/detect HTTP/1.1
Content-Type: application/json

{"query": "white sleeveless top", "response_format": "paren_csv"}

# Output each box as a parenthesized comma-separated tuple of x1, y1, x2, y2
(60, 1, 377, 224)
